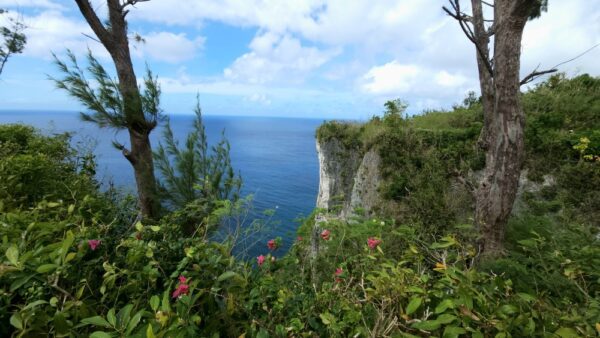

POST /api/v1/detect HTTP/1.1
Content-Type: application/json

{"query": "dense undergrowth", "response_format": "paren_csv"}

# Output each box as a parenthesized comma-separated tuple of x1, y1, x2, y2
(1, 74, 599, 337)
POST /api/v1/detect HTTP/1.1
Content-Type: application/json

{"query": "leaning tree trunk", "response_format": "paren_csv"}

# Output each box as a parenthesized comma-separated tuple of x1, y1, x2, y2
(75, 0, 160, 219)
(474, 1, 530, 258)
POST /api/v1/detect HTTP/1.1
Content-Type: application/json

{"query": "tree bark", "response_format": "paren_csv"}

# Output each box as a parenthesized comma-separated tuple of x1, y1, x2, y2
(474, 0, 531, 258)
(470, 0, 495, 149)
(75, 0, 159, 219)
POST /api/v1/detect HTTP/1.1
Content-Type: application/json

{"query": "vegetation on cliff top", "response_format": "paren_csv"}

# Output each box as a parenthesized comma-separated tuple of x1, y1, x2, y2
(1, 74, 599, 337)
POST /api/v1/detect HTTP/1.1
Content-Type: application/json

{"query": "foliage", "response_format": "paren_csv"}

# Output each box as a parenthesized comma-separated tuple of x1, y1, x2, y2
(153, 99, 241, 234)
(1, 75, 599, 337)
(154, 99, 241, 209)
(51, 50, 163, 131)
(0, 8, 26, 77)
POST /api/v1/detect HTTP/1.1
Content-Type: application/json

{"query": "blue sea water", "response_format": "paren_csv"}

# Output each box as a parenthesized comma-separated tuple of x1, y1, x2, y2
(0, 110, 323, 257)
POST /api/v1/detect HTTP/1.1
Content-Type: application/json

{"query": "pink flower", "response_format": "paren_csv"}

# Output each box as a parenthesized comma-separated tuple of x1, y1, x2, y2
(172, 283, 189, 298)
(257, 255, 266, 266)
(267, 239, 278, 250)
(297, 236, 303, 241)
(367, 237, 382, 250)
(321, 229, 331, 241)
(88, 239, 101, 251)
(172, 275, 190, 298)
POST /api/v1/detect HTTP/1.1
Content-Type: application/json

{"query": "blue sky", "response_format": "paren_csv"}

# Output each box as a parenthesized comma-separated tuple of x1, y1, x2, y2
(0, 0, 599, 119)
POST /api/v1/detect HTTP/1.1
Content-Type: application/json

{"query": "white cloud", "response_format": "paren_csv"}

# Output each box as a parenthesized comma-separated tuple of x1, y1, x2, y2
(14, 10, 108, 59)
(361, 61, 420, 95)
(133, 32, 205, 63)
(435, 70, 467, 87)
(224, 32, 339, 84)
(0, 0, 65, 10)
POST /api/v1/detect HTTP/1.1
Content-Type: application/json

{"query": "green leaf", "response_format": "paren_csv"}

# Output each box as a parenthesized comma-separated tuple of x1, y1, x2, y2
(81, 316, 112, 328)
(90, 332, 112, 338)
(412, 320, 441, 331)
(23, 300, 48, 310)
(430, 236, 457, 249)
(555, 327, 579, 338)
(10, 274, 35, 292)
(406, 297, 422, 315)
(149, 295, 160, 312)
(10, 313, 23, 330)
(146, 324, 155, 338)
(126, 310, 144, 335)
(6, 245, 19, 266)
(106, 308, 116, 327)
(256, 328, 270, 338)
(61, 231, 75, 262)
(149, 226, 161, 232)
(517, 292, 537, 303)
(320, 312, 335, 326)
(499, 304, 518, 316)
(117, 304, 133, 327)
(435, 299, 455, 314)
(36, 263, 59, 273)
(517, 239, 537, 248)
(161, 290, 171, 313)
(217, 271, 238, 282)
(443, 326, 467, 338)
(436, 314, 457, 325)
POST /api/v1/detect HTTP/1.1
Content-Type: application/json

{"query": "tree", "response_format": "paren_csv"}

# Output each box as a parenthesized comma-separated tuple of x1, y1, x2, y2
(0, 8, 27, 77)
(153, 99, 241, 233)
(54, 0, 159, 219)
(443, 0, 556, 258)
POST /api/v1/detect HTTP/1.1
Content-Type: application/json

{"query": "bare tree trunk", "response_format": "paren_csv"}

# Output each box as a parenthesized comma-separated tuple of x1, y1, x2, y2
(475, 1, 530, 258)
(75, 0, 159, 218)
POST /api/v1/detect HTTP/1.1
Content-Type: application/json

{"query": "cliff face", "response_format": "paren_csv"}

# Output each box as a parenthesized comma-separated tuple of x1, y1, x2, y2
(316, 138, 382, 218)
(316, 137, 553, 220)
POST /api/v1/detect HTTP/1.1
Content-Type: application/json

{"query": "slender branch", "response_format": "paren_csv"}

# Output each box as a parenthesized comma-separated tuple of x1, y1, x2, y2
(520, 43, 600, 86)
(443, 0, 494, 76)
(74, 0, 113, 45)
(81, 32, 101, 44)
(482, 0, 494, 7)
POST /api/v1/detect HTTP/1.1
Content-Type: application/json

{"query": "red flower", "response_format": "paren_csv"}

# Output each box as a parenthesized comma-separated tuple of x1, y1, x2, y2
(367, 237, 382, 250)
(172, 283, 189, 298)
(172, 275, 190, 298)
(334, 267, 343, 283)
(267, 239, 278, 250)
(296, 236, 303, 241)
(88, 239, 101, 251)
(257, 255, 266, 266)
(320, 229, 331, 241)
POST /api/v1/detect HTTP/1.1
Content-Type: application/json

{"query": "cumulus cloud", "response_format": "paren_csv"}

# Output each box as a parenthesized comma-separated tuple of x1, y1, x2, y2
(362, 61, 420, 95)
(12, 10, 108, 59)
(133, 32, 205, 63)
(224, 32, 340, 84)
(1, 0, 599, 117)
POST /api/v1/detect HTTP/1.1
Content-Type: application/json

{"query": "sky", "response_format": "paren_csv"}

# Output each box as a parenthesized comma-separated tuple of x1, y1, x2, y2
(0, 0, 599, 119)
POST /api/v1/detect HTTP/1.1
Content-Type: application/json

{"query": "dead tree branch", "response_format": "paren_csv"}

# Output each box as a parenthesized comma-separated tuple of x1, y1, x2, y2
(443, 0, 494, 76)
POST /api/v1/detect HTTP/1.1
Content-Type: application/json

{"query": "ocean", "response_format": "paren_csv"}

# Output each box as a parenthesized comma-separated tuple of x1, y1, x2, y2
(0, 110, 323, 257)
